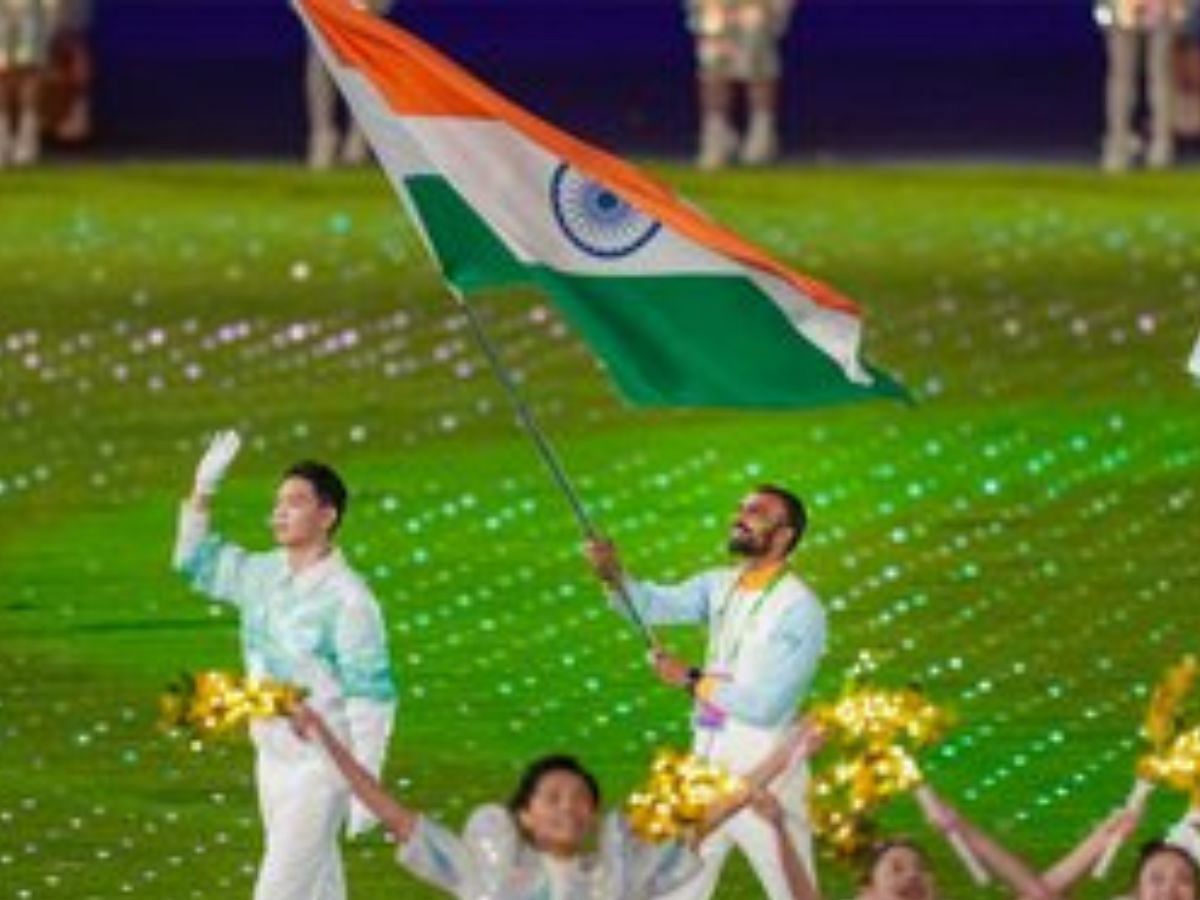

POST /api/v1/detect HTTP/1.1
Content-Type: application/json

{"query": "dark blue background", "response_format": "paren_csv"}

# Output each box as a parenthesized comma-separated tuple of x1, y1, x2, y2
(92, 1, 1108, 158)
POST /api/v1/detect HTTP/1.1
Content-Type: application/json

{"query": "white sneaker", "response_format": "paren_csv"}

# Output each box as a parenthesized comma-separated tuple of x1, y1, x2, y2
(697, 115, 737, 171)
(307, 129, 337, 170)
(740, 113, 778, 166)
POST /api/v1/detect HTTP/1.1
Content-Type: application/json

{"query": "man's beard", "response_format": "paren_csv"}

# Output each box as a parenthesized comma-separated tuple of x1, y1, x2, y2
(727, 527, 766, 557)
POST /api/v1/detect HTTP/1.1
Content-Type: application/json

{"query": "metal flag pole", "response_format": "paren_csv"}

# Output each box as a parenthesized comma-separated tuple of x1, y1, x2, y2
(448, 289, 660, 651)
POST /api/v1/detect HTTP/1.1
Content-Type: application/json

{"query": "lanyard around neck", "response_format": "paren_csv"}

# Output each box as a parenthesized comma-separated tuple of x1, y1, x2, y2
(710, 566, 788, 669)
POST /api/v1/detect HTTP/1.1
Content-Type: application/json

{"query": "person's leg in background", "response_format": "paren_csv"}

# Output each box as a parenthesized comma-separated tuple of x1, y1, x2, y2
(689, 0, 740, 170)
(1147, 15, 1177, 167)
(1103, 26, 1140, 172)
(740, 0, 793, 165)
(306, 46, 339, 170)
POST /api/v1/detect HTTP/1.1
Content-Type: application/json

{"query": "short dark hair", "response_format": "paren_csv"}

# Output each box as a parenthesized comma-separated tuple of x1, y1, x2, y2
(282, 461, 348, 533)
(756, 484, 807, 554)
(1132, 840, 1200, 890)
(859, 837, 929, 887)
(507, 755, 601, 814)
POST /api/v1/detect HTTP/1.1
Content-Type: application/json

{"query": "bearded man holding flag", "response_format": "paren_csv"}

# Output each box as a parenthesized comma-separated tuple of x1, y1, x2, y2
(585, 485, 825, 900)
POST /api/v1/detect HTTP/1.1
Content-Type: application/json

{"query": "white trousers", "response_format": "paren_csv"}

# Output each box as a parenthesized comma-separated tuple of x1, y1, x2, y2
(1105, 23, 1175, 159)
(252, 723, 350, 900)
(660, 728, 814, 900)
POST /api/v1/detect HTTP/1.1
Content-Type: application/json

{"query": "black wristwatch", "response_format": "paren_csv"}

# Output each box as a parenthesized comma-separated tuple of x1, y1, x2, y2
(684, 667, 703, 697)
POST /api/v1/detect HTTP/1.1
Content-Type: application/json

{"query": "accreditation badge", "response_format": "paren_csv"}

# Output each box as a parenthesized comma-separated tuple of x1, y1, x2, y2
(692, 669, 731, 732)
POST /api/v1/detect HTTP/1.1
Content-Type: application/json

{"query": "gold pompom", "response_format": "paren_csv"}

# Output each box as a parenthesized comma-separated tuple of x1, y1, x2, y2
(1135, 657, 1200, 803)
(159, 670, 305, 742)
(807, 686, 950, 860)
(625, 750, 745, 843)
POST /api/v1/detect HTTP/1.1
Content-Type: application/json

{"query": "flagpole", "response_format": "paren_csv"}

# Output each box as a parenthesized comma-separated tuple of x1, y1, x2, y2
(448, 289, 660, 651)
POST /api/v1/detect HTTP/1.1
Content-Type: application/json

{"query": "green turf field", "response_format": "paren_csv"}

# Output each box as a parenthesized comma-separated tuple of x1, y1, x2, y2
(1, 163, 1198, 899)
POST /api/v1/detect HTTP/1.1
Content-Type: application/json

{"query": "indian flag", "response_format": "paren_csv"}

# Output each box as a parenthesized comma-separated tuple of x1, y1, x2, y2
(295, 0, 902, 407)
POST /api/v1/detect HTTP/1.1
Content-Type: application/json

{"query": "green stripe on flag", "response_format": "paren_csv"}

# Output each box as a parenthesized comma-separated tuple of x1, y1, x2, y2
(406, 174, 904, 408)
(532, 271, 903, 407)
(408, 176, 528, 291)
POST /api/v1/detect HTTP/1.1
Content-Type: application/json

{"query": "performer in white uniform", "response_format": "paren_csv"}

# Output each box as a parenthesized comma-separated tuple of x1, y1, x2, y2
(172, 431, 397, 900)
(1096, 0, 1196, 171)
(0, 0, 54, 166)
(305, 0, 394, 168)
(686, 0, 797, 169)
(585, 484, 826, 900)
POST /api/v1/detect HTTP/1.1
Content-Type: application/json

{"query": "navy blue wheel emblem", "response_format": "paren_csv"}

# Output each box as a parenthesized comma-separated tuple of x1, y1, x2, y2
(549, 164, 661, 259)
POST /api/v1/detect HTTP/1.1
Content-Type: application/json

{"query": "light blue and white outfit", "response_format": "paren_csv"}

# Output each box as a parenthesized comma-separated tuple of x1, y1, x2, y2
(399, 803, 700, 899)
(612, 567, 826, 900)
(174, 505, 397, 900)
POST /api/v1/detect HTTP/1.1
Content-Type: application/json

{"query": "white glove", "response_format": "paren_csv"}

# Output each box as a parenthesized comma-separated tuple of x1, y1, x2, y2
(194, 430, 242, 496)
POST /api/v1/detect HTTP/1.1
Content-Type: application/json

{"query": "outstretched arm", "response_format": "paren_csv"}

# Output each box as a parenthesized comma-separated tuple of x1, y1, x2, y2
(172, 430, 254, 604)
(751, 788, 819, 900)
(687, 721, 824, 898)
(697, 718, 825, 841)
(188, 430, 241, 512)
(1040, 806, 1141, 895)
(292, 704, 416, 842)
(583, 538, 713, 626)
(919, 785, 1057, 900)
(175, 430, 241, 566)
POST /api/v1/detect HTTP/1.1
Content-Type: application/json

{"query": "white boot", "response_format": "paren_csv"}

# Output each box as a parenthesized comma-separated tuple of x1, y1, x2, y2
(307, 128, 337, 171)
(1101, 132, 1137, 174)
(740, 111, 778, 165)
(12, 109, 39, 167)
(697, 114, 737, 171)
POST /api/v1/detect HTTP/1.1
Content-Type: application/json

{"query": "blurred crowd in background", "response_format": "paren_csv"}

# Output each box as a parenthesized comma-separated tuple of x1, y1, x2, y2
(3, 0, 1200, 172)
